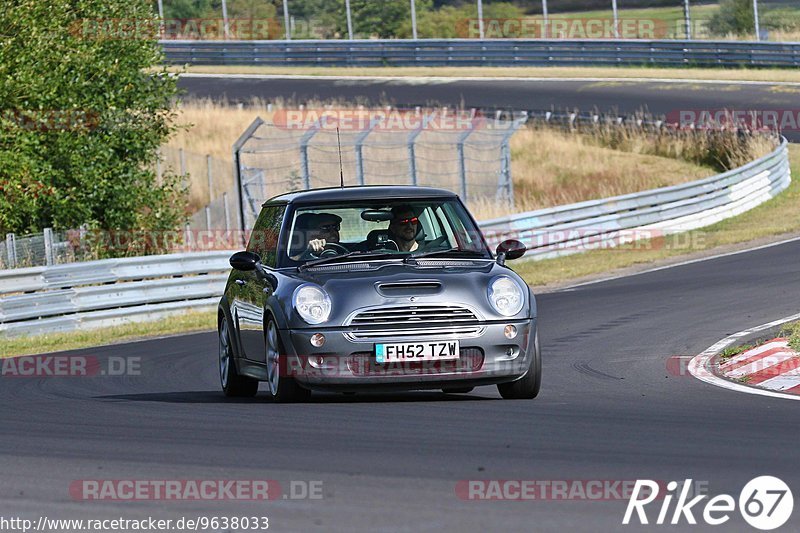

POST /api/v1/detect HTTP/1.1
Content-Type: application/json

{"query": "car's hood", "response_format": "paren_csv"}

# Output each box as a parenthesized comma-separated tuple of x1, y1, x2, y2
(281, 260, 534, 326)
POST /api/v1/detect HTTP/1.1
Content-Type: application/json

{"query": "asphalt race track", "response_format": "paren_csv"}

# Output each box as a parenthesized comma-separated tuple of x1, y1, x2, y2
(178, 75, 800, 141)
(3, 238, 800, 532)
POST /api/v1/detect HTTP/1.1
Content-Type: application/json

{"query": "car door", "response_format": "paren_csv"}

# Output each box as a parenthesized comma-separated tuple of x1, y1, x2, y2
(233, 204, 284, 364)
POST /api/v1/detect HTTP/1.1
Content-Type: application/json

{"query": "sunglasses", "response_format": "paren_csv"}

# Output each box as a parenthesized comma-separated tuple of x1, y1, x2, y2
(318, 223, 340, 231)
(393, 217, 419, 225)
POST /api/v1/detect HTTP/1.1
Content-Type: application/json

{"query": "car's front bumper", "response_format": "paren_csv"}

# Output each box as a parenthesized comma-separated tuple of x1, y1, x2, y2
(277, 319, 536, 391)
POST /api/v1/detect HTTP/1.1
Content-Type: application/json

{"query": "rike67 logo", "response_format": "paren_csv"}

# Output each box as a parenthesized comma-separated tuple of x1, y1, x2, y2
(623, 476, 793, 530)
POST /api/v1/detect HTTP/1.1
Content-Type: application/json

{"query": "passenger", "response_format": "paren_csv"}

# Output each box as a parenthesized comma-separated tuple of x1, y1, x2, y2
(388, 205, 421, 252)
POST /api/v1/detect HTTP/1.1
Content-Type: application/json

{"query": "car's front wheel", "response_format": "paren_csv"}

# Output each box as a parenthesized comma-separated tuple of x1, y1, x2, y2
(497, 330, 542, 400)
(266, 318, 311, 403)
(219, 315, 258, 398)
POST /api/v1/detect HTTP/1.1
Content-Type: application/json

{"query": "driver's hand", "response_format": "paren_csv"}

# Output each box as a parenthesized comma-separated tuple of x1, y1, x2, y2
(307, 239, 326, 253)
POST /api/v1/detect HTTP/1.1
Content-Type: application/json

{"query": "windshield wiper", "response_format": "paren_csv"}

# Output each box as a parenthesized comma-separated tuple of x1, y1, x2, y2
(405, 248, 487, 262)
(299, 251, 402, 270)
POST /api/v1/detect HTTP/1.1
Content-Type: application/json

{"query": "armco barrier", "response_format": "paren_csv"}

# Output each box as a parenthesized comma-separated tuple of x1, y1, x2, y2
(161, 39, 800, 68)
(0, 252, 233, 337)
(481, 139, 791, 259)
(0, 139, 791, 337)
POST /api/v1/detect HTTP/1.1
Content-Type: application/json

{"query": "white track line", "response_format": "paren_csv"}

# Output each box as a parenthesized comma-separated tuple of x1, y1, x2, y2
(178, 73, 800, 87)
(559, 235, 800, 291)
(688, 312, 800, 401)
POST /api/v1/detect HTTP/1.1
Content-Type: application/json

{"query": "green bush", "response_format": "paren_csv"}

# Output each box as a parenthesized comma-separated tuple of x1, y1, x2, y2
(707, 0, 755, 36)
(0, 0, 186, 256)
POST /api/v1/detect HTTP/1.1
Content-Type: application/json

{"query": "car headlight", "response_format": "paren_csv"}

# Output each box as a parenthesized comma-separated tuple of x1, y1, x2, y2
(488, 276, 524, 317)
(293, 284, 332, 324)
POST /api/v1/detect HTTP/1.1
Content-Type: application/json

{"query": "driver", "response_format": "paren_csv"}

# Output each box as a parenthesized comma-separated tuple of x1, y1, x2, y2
(388, 205, 421, 252)
(291, 213, 342, 260)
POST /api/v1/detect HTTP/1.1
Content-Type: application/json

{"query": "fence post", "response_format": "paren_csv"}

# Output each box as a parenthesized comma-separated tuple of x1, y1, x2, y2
(179, 147, 187, 190)
(5, 233, 16, 269)
(156, 147, 162, 184)
(355, 117, 380, 187)
(497, 115, 527, 207)
(43, 228, 54, 266)
(456, 116, 478, 202)
(407, 110, 435, 186)
(223, 192, 231, 233)
(184, 223, 193, 251)
(207, 154, 214, 202)
(299, 116, 329, 190)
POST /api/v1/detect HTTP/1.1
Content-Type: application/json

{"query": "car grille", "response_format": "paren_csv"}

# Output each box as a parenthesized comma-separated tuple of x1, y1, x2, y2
(344, 304, 484, 340)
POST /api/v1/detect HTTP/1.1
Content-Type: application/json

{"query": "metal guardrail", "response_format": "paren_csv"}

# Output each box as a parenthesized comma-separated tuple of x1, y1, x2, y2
(481, 139, 791, 259)
(0, 252, 233, 337)
(0, 140, 791, 337)
(162, 39, 800, 68)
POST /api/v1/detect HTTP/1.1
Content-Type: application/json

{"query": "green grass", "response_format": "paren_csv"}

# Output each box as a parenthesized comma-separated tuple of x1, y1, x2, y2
(0, 311, 216, 358)
(719, 344, 755, 362)
(513, 144, 800, 287)
(779, 321, 800, 353)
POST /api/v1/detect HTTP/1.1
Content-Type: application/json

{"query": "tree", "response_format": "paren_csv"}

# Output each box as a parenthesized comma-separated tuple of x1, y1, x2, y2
(0, 0, 186, 255)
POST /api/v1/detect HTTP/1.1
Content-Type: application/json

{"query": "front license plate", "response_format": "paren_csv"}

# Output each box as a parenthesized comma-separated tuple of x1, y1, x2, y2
(375, 341, 460, 363)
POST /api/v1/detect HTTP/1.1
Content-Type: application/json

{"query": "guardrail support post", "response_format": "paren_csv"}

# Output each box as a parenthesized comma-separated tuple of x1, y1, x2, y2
(5, 233, 16, 269)
(43, 228, 54, 266)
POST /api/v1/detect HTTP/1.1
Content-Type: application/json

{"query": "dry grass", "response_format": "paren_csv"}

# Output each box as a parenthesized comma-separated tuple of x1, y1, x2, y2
(168, 100, 727, 218)
(175, 66, 800, 84)
(165, 99, 279, 208)
(468, 127, 715, 220)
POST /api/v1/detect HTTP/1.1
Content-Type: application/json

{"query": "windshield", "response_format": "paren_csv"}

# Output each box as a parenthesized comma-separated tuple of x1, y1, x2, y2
(281, 199, 491, 267)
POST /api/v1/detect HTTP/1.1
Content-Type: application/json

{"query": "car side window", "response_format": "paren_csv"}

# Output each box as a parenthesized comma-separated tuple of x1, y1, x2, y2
(247, 205, 285, 268)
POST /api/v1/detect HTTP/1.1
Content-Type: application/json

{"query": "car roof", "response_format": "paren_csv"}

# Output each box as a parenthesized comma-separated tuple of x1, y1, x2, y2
(264, 185, 458, 206)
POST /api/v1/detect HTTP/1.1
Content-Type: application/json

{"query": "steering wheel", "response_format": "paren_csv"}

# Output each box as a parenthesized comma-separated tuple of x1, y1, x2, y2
(315, 242, 350, 258)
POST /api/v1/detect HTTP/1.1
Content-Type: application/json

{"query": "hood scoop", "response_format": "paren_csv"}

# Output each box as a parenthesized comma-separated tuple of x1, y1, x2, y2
(376, 281, 442, 297)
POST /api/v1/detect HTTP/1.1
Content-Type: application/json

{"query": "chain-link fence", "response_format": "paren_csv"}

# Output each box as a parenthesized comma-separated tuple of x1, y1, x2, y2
(0, 229, 96, 269)
(231, 110, 527, 230)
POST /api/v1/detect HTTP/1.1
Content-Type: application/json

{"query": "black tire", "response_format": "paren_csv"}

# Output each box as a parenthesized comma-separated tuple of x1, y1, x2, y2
(219, 315, 259, 398)
(266, 318, 311, 403)
(497, 330, 542, 400)
(442, 387, 474, 394)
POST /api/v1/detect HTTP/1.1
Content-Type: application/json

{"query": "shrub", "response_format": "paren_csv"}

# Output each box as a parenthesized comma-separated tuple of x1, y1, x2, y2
(0, 0, 187, 256)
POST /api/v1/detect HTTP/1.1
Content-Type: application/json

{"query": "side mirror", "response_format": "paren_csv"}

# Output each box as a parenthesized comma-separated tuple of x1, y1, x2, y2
(230, 251, 261, 271)
(496, 239, 526, 265)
